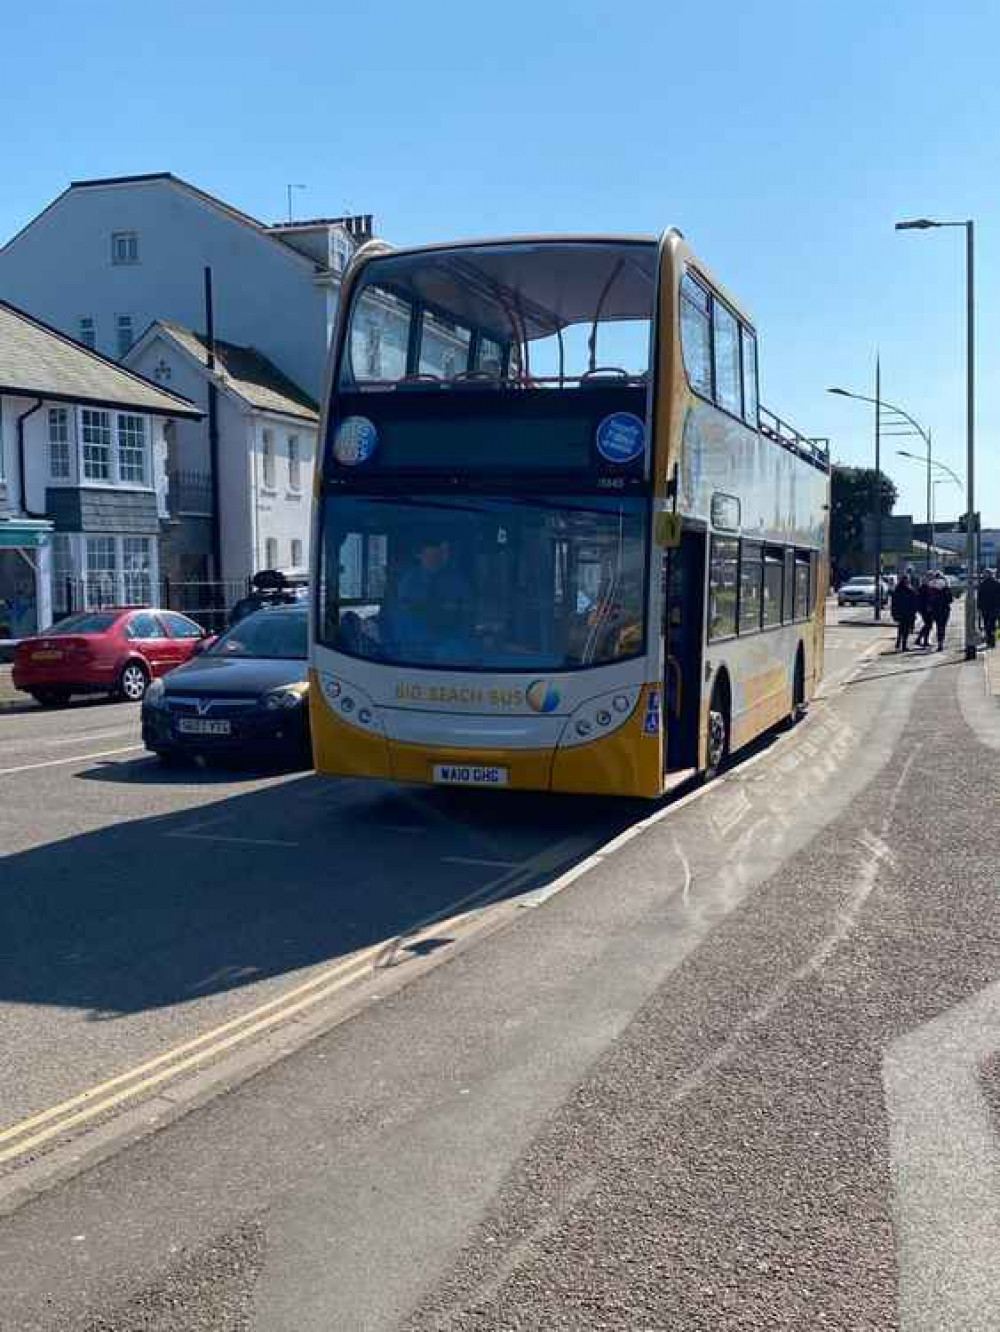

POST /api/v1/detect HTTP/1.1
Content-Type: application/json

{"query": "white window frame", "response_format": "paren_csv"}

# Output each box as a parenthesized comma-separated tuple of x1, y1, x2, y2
(80, 317, 96, 350)
(287, 434, 301, 491)
(262, 429, 276, 490)
(116, 413, 147, 486)
(290, 538, 303, 569)
(111, 231, 139, 265)
(75, 408, 153, 490)
(264, 536, 279, 569)
(80, 408, 113, 482)
(48, 407, 71, 480)
(59, 533, 158, 610)
(84, 534, 118, 607)
(121, 535, 154, 604)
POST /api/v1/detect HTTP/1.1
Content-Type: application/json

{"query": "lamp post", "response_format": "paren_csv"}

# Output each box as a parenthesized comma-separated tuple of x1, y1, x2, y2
(895, 217, 976, 658)
(897, 450, 962, 569)
(900, 452, 964, 567)
(932, 477, 960, 529)
(827, 376, 934, 616)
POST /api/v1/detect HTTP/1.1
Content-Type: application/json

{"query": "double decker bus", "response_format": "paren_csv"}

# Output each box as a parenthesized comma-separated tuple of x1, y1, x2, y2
(310, 231, 829, 798)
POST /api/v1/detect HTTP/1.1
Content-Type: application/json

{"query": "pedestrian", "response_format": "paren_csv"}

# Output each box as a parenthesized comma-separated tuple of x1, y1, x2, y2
(925, 571, 953, 651)
(915, 573, 934, 648)
(890, 574, 918, 652)
(979, 568, 1000, 649)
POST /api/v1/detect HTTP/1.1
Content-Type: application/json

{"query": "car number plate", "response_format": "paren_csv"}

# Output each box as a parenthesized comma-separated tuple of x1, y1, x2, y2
(32, 649, 62, 661)
(432, 764, 509, 787)
(177, 718, 231, 736)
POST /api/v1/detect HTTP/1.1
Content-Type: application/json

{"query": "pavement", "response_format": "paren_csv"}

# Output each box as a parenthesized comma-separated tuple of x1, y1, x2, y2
(0, 663, 19, 709)
(2, 617, 1000, 1329)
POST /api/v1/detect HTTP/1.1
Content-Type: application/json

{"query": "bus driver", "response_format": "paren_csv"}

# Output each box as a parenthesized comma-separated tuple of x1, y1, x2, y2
(393, 536, 475, 663)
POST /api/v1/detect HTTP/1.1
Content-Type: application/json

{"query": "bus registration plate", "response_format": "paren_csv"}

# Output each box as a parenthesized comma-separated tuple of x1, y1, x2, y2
(433, 764, 509, 787)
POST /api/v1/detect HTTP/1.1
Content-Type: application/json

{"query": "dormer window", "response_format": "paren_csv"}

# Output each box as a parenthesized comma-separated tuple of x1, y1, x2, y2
(111, 231, 139, 265)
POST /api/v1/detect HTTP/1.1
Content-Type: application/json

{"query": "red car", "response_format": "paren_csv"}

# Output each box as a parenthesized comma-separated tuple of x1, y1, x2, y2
(12, 608, 208, 707)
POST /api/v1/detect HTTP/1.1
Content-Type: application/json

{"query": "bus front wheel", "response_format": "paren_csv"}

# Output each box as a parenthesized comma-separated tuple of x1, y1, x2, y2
(706, 681, 730, 778)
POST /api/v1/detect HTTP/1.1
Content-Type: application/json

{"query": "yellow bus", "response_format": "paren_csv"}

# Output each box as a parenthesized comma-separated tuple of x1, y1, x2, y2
(309, 231, 829, 798)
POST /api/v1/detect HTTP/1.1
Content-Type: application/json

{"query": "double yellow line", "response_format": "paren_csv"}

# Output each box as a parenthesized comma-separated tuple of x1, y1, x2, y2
(0, 945, 382, 1168)
(0, 852, 540, 1171)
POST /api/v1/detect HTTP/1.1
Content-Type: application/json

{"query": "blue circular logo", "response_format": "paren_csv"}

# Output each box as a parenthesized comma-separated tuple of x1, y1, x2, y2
(334, 416, 379, 466)
(527, 680, 561, 713)
(596, 413, 646, 465)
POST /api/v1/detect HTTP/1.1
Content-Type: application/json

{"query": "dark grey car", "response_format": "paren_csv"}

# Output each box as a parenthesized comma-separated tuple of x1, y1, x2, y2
(141, 606, 311, 767)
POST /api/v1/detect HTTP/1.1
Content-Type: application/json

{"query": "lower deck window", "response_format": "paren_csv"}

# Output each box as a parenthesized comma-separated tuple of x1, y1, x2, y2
(739, 543, 762, 633)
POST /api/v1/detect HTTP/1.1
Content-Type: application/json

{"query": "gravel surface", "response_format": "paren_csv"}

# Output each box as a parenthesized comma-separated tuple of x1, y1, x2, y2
(407, 647, 1000, 1331)
(80, 1219, 266, 1332)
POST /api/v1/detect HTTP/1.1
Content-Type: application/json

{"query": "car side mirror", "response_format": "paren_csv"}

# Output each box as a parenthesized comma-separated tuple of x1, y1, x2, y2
(192, 634, 217, 656)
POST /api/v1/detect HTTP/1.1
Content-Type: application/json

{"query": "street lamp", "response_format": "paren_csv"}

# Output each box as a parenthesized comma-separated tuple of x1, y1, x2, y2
(896, 216, 977, 658)
(828, 373, 924, 616)
(897, 450, 963, 567)
(932, 477, 960, 528)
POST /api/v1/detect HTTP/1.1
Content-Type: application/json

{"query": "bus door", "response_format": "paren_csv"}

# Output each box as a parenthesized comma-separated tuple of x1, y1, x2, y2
(664, 526, 705, 772)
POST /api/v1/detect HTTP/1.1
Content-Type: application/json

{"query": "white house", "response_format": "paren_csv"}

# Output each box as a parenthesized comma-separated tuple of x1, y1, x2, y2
(125, 320, 318, 585)
(0, 173, 372, 583)
(0, 300, 201, 636)
(0, 173, 370, 396)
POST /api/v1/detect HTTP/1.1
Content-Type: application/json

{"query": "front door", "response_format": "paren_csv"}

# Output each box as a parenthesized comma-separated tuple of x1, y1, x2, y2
(664, 527, 705, 772)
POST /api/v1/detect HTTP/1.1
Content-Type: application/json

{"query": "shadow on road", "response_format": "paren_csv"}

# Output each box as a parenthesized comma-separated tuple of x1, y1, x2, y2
(0, 765, 637, 1021)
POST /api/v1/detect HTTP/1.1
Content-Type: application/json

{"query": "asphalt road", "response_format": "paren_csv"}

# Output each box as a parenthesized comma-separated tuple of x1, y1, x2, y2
(6, 614, 993, 1329)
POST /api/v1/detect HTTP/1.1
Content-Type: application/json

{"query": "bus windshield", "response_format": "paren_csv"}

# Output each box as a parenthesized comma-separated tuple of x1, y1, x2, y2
(319, 494, 646, 671)
(339, 241, 656, 390)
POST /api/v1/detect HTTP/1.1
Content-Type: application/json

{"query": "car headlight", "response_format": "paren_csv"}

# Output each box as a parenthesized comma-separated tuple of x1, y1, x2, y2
(144, 679, 166, 709)
(263, 683, 308, 711)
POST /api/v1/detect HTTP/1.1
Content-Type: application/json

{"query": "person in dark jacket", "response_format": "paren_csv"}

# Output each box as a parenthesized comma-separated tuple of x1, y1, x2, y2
(915, 573, 934, 648)
(979, 568, 1000, 649)
(925, 572, 953, 651)
(890, 574, 918, 652)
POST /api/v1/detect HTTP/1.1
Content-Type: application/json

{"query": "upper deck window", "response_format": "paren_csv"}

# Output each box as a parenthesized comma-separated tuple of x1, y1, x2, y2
(680, 273, 712, 397)
(339, 241, 656, 392)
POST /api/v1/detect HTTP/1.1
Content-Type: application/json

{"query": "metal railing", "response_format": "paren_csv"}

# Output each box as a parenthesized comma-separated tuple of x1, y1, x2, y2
(168, 470, 214, 517)
(758, 405, 830, 470)
(54, 576, 255, 634)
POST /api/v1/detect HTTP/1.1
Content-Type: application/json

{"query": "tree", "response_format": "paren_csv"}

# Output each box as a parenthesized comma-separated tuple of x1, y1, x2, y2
(830, 465, 898, 579)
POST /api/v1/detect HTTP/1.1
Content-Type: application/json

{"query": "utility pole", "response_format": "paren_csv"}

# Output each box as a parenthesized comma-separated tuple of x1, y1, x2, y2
(204, 267, 222, 586)
(874, 355, 882, 620)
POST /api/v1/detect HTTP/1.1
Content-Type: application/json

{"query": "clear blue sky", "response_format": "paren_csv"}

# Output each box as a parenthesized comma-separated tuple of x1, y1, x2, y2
(3, 0, 996, 525)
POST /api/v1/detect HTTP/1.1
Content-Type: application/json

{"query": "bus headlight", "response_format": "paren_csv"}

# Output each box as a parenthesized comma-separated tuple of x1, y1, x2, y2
(319, 674, 381, 730)
(558, 688, 640, 748)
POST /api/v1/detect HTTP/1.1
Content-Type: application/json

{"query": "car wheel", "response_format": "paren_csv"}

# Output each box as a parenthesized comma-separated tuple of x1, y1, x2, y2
(118, 661, 149, 702)
(31, 688, 70, 708)
(706, 680, 730, 779)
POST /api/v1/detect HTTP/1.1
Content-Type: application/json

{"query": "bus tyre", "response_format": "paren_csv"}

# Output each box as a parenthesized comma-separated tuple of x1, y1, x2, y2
(790, 648, 806, 723)
(706, 682, 730, 778)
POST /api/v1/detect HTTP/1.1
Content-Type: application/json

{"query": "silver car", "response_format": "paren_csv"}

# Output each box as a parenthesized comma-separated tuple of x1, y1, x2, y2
(837, 576, 888, 607)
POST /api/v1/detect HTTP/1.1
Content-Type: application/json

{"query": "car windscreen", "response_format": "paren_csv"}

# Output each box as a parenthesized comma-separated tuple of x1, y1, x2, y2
(46, 612, 118, 634)
(208, 611, 308, 660)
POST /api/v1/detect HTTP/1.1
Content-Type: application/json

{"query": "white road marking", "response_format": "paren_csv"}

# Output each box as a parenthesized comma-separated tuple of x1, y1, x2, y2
(165, 831, 300, 849)
(3, 726, 136, 749)
(0, 744, 143, 776)
(442, 855, 520, 869)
